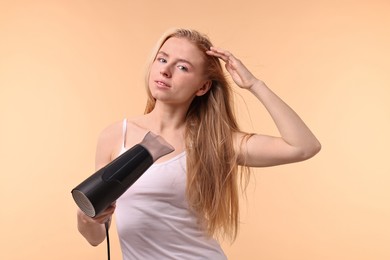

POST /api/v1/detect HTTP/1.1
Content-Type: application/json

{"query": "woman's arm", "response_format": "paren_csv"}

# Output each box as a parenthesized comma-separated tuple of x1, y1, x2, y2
(76, 122, 121, 245)
(207, 47, 321, 167)
(235, 80, 321, 167)
(77, 205, 115, 246)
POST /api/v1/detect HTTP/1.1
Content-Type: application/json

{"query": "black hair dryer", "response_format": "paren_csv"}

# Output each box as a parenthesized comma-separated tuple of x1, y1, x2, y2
(71, 131, 174, 217)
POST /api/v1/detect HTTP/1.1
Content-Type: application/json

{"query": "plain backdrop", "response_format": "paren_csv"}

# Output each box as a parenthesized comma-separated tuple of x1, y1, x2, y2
(1, 0, 389, 259)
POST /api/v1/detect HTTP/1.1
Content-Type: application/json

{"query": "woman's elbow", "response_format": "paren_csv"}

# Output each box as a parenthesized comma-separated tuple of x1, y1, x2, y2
(302, 141, 322, 160)
(89, 239, 104, 247)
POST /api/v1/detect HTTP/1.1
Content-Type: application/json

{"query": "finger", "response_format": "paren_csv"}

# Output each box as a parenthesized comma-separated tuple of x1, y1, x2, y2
(206, 50, 228, 61)
(93, 214, 113, 224)
(207, 47, 233, 62)
(92, 205, 116, 221)
(208, 48, 238, 66)
(210, 47, 234, 60)
(209, 46, 229, 55)
(95, 216, 111, 224)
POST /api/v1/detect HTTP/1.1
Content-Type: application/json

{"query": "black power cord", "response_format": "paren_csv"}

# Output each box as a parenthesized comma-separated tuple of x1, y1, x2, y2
(104, 221, 111, 260)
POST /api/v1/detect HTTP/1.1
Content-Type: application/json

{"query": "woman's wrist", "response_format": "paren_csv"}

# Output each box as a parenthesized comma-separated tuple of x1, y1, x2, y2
(247, 79, 266, 92)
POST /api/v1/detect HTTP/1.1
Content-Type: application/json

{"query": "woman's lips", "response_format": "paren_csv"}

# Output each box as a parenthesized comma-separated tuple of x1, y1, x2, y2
(155, 80, 170, 88)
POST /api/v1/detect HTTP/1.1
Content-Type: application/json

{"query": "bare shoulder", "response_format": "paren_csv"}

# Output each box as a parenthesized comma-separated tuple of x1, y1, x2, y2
(98, 120, 124, 145)
(125, 116, 151, 146)
(95, 120, 125, 170)
(98, 117, 148, 153)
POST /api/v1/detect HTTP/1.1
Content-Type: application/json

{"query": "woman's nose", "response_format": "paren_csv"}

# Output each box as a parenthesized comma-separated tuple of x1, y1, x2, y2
(160, 65, 171, 78)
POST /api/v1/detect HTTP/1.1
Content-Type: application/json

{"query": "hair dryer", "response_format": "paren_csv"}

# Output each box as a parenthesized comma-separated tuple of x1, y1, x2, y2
(71, 131, 174, 217)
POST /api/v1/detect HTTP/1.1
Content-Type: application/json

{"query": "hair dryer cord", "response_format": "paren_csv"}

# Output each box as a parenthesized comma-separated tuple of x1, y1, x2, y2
(105, 221, 110, 260)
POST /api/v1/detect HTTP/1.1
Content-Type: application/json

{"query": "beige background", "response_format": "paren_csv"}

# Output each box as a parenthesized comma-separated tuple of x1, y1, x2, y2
(1, 0, 389, 259)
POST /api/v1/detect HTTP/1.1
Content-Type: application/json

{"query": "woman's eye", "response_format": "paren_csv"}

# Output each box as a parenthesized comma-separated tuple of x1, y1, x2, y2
(178, 65, 188, 71)
(158, 57, 167, 63)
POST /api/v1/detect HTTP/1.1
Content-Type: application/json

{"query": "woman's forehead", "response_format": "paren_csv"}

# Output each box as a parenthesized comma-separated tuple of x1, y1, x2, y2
(159, 37, 205, 65)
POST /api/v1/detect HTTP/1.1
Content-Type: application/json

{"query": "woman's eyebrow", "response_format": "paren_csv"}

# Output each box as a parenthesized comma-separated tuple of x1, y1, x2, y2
(157, 51, 193, 67)
(157, 51, 169, 57)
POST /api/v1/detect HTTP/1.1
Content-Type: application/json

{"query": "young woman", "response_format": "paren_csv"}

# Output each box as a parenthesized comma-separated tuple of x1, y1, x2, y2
(77, 28, 321, 259)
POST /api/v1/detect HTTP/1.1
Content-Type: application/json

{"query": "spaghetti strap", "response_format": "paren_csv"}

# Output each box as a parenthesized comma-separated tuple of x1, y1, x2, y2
(122, 118, 127, 149)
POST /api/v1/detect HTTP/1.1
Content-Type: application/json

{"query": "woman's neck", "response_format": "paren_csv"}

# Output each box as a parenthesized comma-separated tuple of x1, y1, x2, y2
(145, 106, 187, 135)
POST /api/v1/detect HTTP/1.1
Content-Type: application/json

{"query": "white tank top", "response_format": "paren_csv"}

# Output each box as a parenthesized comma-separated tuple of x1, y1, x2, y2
(115, 119, 227, 259)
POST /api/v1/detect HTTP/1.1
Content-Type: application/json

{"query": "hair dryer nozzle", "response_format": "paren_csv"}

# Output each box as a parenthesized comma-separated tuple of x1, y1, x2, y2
(139, 132, 175, 161)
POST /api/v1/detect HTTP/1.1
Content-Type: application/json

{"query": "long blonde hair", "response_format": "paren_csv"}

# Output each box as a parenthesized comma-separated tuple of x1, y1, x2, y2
(144, 28, 250, 241)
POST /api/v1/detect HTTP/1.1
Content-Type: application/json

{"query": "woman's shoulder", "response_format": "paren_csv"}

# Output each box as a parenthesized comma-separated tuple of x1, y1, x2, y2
(98, 119, 125, 140)
(125, 116, 151, 146)
(96, 116, 149, 163)
(95, 120, 125, 158)
(99, 116, 146, 138)
(99, 116, 146, 135)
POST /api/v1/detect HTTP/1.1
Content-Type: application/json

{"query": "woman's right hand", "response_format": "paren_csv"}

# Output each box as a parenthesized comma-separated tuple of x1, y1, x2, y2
(77, 203, 116, 246)
(78, 203, 116, 225)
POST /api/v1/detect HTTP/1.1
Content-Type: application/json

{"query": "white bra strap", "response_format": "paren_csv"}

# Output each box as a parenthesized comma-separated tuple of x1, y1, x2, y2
(122, 118, 127, 149)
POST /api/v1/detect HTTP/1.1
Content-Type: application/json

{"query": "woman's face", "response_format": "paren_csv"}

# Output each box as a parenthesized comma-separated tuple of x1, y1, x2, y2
(148, 37, 210, 107)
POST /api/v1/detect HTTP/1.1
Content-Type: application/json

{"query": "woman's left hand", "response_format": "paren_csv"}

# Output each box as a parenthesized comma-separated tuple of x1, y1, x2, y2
(206, 47, 259, 89)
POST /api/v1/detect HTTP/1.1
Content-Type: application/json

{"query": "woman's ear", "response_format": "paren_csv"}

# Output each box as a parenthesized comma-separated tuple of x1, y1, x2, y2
(195, 80, 212, 96)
